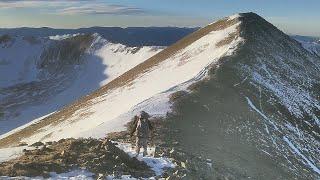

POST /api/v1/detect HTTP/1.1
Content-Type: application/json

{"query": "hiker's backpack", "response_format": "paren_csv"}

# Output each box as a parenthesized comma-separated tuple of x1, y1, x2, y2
(136, 118, 150, 138)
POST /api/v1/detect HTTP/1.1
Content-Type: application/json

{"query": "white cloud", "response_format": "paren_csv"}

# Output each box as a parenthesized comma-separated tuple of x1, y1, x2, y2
(58, 4, 145, 15)
(0, 1, 76, 9)
(0, 0, 145, 15)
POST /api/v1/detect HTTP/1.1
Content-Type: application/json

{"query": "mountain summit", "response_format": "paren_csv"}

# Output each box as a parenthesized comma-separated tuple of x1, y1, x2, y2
(0, 13, 319, 179)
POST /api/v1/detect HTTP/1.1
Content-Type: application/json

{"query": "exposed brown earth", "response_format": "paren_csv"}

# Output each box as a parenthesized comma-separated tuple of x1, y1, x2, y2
(38, 34, 94, 71)
(216, 31, 239, 47)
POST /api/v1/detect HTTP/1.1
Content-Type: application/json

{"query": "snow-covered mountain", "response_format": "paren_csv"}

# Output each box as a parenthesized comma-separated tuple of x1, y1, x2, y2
(293, 35, 320, 56)
(0, 12, 319, 179)
(0, 27, 197, 47)
(0, 33, 163, 134)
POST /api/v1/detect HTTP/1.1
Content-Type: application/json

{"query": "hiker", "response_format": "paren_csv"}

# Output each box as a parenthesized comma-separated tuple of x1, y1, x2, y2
(130, 111, 153, 157)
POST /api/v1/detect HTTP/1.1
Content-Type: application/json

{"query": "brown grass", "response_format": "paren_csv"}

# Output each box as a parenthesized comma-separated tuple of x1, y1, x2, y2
(216, 31, 239, 47)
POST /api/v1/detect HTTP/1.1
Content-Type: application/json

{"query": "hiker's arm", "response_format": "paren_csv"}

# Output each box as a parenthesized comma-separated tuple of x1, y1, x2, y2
(148, 120, 154, 131)
(130, 117, 138, 136)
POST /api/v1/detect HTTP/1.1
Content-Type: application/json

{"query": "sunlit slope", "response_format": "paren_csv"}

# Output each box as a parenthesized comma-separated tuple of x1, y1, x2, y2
(0, 14, 243, 145)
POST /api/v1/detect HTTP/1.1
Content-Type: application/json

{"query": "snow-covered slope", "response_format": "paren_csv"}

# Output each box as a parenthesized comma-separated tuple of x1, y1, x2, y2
(0, 34, 162, 135)
(0, 14, 243, 143)
(293, 35, 320, 56)
(300, 39, 320, 57)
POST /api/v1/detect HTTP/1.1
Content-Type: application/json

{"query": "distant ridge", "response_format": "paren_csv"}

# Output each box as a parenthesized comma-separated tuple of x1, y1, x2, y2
(0, 27, 198, 47)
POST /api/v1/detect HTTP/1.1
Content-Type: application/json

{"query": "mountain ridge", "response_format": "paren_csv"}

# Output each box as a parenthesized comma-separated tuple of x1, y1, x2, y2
(0, 13, 243, 147)
(0, 27, 198, 47)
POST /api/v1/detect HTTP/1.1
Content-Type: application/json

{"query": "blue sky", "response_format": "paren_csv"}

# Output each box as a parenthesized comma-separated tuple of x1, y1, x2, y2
(0, 0, 319, 37)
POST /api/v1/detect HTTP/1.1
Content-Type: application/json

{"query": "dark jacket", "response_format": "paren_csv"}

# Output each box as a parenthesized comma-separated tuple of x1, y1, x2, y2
(130, 115, 153, 137)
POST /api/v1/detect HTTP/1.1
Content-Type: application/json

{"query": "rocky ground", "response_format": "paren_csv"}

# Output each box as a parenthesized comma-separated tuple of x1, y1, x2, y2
(109, 119, 214, 180)
(0, 118, 213, 179)
(1, 108, 272, 180)
(0, 138, 154, 179)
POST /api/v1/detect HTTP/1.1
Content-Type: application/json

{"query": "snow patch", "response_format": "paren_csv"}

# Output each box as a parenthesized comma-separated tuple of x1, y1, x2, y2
(228, 13, 241, 20)
(0, 169, 95, 180)
(245, 97, 278, 131)
(49, 34, 81, 40)
(115, 142, 175, 176)
(283, 136, 320, 175)
(0, 146, 34, 163)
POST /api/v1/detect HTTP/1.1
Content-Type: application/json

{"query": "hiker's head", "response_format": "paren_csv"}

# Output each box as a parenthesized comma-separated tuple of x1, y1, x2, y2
(139, 111, 150, 119)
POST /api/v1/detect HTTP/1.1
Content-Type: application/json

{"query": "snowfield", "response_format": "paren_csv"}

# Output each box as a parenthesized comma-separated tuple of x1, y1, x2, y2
(0, 36, 44, 87)
(115, 142, 175, 176)
(293, 36, 320, 57)
(0, 34, 163, 135)
(15, 19, 243, 143)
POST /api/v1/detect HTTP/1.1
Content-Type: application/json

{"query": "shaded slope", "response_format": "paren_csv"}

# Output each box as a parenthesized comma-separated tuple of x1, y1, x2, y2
(162, 12, 320, 179)
(164, 77, 297, 179)
(0, 34, 161, 135)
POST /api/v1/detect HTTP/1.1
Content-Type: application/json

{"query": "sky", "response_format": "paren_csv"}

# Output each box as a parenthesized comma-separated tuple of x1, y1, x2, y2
(0, 0, 319, 37)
